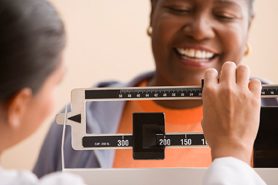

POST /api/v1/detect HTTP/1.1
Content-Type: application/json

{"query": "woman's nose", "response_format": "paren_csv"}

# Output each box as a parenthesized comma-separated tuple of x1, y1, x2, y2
(183, 15, 215, 41)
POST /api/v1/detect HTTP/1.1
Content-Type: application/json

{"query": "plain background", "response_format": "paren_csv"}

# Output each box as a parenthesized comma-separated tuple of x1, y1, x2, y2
(1, 0, 278, 170)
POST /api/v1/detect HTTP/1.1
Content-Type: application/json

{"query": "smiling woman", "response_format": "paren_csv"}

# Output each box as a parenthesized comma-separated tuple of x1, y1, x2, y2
(148, 0, 254, 109)
(149, 0, 253, 87)
(31, 0, 278, 177)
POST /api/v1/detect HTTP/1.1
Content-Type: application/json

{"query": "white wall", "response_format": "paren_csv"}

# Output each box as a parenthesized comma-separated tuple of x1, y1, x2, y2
(2, 0, 278, 170)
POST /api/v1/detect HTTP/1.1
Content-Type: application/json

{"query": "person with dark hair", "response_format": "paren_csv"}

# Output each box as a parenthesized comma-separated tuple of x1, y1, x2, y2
(34, 0, 278, 176)
(0, 0, 85, 184)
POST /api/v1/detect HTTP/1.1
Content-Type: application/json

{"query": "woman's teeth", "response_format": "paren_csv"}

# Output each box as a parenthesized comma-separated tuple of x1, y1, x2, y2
(176, 48, 215, 60)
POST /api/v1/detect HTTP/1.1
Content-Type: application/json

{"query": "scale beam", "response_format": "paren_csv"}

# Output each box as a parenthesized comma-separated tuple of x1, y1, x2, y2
(56, 84, 278, 160)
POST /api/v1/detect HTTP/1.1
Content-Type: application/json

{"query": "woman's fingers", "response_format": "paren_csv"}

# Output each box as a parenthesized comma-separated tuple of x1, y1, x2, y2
(236, 64, 250, 88)
(249, 78, 262, 98)
(219, 62, 237, 85)
(204, 68, 219, 88)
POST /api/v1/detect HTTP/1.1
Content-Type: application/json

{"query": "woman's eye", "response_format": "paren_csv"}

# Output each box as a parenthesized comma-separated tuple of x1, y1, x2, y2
(216, 13, 237, 21)
(168, 7, 191, 14)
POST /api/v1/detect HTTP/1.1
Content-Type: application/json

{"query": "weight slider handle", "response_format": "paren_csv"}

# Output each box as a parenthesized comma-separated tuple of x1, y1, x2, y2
(133, 112, 165, 160)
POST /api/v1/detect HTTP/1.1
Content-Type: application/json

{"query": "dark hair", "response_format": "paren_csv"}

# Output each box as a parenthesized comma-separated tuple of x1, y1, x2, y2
(0, 0, 66, 103)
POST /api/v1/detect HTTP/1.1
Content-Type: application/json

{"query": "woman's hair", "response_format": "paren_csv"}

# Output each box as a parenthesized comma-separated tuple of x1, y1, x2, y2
(0, 0, 66, 103)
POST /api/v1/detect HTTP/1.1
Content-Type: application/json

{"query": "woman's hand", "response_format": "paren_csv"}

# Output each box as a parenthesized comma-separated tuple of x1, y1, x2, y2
(202, 62, 262, 164)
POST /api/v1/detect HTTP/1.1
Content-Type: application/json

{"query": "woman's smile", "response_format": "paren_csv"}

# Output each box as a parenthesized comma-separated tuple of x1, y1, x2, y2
(174, 46, 220, 69)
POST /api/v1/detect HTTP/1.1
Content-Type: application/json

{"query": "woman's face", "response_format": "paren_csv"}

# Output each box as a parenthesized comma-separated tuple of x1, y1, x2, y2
(150, 0, 252, 86)
(16, 60, 65, 143)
